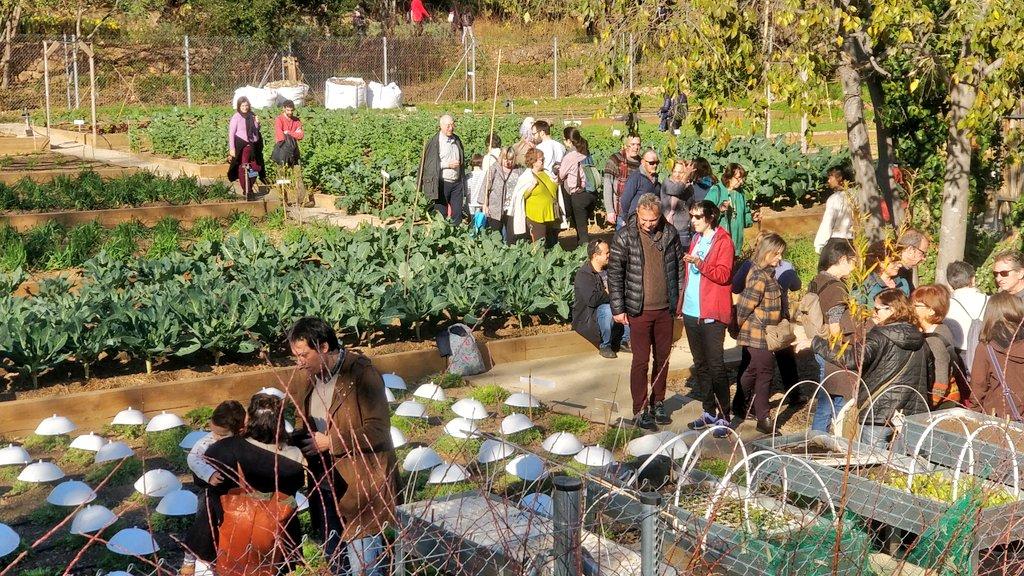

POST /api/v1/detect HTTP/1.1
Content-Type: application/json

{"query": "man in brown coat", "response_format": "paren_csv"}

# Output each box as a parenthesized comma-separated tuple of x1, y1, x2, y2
(287, 317, 396, 576)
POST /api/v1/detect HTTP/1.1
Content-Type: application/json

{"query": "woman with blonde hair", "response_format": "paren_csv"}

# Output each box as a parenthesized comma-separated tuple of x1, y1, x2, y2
(481, 146, 524, 244)
(969, 291, 1024, 419)
(733, 233, 788, 434)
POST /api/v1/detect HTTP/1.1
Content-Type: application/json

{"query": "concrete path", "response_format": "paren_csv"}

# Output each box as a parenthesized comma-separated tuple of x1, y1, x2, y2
(1, 123, 197, 179)
(465, 333, 811, 456)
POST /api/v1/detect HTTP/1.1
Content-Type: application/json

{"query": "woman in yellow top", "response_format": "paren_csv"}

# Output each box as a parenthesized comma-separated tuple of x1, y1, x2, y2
(523, 148, 559, 249)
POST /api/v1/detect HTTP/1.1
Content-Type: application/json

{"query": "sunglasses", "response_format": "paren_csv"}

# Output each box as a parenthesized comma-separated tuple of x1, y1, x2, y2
(690, 213, 705, 221)
(644, 159, 660, 165)
(874, 305, 891, 312)
(994, 269, 1019, 278)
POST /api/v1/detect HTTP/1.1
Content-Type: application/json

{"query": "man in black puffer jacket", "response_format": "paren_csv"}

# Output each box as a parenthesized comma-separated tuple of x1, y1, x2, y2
(608, 193, 685, 430)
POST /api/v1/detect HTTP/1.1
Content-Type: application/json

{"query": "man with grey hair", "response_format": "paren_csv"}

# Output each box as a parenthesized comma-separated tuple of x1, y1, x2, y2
(617, 148, 662, 228)
(992, 250, 1024, 299)
(895, 228, 930, 291)
(608, 192, 684, 429)
(945, 260, 988, 352)
(417, 114, 466, 224)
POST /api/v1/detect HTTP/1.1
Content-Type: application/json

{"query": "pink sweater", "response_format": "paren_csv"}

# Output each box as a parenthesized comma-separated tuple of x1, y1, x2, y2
(227, 112, 260, 154)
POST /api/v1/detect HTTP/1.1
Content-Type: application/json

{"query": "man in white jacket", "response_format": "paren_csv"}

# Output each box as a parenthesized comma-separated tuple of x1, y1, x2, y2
(813, 167, 855, 254)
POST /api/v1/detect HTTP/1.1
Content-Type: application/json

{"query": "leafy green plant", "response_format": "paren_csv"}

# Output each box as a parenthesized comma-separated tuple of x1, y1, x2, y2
(416, 480, 475, 500)
(149, 512, 192, 533)
(550, 414, 590, 435)
(22, 433, 70, 452)
(85, 456, 143, 485)
(390, 415, 429, 434)
(60, 447, 97, 469)
(146, 216, 183, 259)
(599, 426, 643, 450)
(506, 427, 543, 446)
(186, 406, 215, 428)
(101, 423, 145, 441)
(427, 372, 466, 389)
(7, 480, 39, 496)
(0, 171, 233, 212)
(432, 435, 481, 458)
(469, 384, 511, 405)
(145, 427, 190, 471)
(29, 503, 69, 525)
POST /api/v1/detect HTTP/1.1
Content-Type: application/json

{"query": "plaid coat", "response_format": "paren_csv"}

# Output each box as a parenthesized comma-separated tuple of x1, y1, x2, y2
(735, 264, 783, 349)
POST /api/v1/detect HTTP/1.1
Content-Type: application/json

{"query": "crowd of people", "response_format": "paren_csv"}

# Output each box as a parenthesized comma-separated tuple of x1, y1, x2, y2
(179, 317, 396, 576)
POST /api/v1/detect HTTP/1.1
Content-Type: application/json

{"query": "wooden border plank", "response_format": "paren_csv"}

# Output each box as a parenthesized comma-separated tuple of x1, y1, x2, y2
(0, 200, 274, 231)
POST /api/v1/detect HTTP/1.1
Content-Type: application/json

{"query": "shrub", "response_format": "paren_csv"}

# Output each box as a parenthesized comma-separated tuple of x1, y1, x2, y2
(22, 433, 70, 452)
(469, 384, 510, 405)
(185, 406, 215, 428)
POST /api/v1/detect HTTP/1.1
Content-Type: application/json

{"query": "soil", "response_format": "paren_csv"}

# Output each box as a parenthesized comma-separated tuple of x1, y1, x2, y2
(0, 152, 108, 172)
(7, 321, 572, 400)
(50, 120, 150, 134)
(934, 416, 1024, 448)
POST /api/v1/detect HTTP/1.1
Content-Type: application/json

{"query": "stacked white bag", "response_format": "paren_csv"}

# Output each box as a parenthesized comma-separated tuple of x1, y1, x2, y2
(231, 86, 278, 109)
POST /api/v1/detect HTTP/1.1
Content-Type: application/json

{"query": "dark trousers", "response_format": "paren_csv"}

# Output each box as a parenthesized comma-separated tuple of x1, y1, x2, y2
(684, 315, 730, 420)
(527, 218, 559, 249)
(738, 346, 776, 420)
(487, 215, 518, 244)
(306, 455, 347, 574)
(567, 191, 596, 247)
(628, 308, 673, 415)
(732, 345, 803, 416)
(435, 179, 465, 225)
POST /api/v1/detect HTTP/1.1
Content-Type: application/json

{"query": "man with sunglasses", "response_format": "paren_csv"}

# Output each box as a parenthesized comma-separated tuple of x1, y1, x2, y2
(993, 250, 1024, 299)
(617, 149, 663, 229)
(895, 229, 930, 291)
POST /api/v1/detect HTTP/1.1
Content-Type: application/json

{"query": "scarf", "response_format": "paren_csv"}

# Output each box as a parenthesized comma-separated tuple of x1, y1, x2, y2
(243, 111, 259, 143)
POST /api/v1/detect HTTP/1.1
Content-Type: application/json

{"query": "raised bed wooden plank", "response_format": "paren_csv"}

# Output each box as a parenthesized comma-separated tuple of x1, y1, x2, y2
(0, 166, 139, 185)
(43, 127, 133, 151)
(0, 346, 448, 437)
(135, 151, 230, 180)
(1, 199, 275, 231)
(0, 136, 49, 155)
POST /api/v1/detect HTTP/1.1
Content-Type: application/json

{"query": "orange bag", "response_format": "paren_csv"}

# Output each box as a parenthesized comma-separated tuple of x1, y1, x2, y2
(215, 488, 297, 576)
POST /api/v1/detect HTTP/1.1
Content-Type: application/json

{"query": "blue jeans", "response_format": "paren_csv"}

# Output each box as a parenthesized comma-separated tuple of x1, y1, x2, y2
(346, 534, 383, 576)
(596, 303, 630, 348)
(811, 388, 845, 432)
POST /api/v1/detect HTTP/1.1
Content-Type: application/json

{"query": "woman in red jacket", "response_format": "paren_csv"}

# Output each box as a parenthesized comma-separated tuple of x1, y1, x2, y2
(682, 200, 736, 436)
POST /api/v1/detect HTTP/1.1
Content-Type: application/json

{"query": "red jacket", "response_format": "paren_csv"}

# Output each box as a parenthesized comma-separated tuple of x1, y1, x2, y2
(681, 226, 735, 323)
(274, 114, 304, 144)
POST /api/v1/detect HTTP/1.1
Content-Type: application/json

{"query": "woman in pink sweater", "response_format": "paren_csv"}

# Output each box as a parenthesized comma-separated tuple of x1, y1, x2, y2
(226, 97, 266, 200)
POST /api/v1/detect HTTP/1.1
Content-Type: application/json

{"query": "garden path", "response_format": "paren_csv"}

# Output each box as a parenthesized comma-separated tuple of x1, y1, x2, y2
(467, 331, 785, 457)
(1, 122, 203, 180)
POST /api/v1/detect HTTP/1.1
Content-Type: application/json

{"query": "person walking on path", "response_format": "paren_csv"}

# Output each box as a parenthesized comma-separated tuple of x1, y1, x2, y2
(573, 239, 630, 358)
(704, 163, 757, 256)
(417, 114, 466, 224)
(410, 0, 430, 35)
(227, 96, 267, 201)
(286, 317, 397, 576)
(603, 134, 642, 227)
(813, 167, 855, 253)
(617, 149, 662, 227)
(681, 200, 736, 436)
(732, 233, 788, 435)
(607, 193, 685, 430)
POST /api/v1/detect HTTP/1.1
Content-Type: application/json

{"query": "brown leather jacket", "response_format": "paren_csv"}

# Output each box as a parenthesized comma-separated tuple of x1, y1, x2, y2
(290, 350, 397, 541)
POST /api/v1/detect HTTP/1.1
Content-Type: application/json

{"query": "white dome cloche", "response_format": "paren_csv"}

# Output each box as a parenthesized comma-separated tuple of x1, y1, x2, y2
(500, 413, 535, 435)
(145, 411, 185, 433)
(34, 414, 76, 436)
(17, 460, 64, 483)
(106, 527, 160, 555)
(541, 432, 584, 456)
(47, 480, 96, 506)
(427, 463, 470, 484)
(70, 505, 118, 535)
(156, 489, 199, 516)
(451, 398, 488, 420)
(505, 454, 546, 481)
(0, 444, 31, 466)
(95, 441, 134, 464)
(69, 433, 107, 452)
(395, 401, 429, 419)
(111, 407, 146, 426)
(133, 469, 181, 497)
(413, 383, 446, 402)
(402, 447, 443, 472)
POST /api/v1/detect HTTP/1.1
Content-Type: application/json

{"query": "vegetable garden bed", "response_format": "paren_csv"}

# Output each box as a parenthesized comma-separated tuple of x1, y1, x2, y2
(0, 200, 273, 234)
(0, 135, 49, 156)
(895, 408, 1024, 480)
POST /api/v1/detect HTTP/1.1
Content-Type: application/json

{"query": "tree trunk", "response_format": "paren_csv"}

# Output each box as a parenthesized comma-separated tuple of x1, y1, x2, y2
(864, 74, 897, 223)
(1, 3, 22, 89)
(935, 81, 976, 285)
(838, 48, 885, 239)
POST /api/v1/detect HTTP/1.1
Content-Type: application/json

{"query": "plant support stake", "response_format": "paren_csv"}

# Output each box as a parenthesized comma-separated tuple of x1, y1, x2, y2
(184, 35, 192, 108)
(383, 36, 389, 85)
(553, 37, 558, 99)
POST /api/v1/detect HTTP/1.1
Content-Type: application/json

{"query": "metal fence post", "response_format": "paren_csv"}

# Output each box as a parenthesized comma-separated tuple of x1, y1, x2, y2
(71, 33, 80, 108)
(62, 33, 71, 108)
(394, 531, 407, 576)
(183, 35, 192, 107)
(553, 36, 558, 99)
(552, 475, 582, 576)
(470, 40, 476, 103)
(383, 36, 389, 85)
(640, 492, 661, 576)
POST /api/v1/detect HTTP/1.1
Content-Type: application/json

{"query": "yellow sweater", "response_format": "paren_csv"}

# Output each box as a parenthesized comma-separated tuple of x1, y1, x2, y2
(524, 171, 558, 223)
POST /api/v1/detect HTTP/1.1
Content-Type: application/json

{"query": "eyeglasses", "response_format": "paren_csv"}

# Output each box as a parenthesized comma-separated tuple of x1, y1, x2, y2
(994, 269, 1019, 278)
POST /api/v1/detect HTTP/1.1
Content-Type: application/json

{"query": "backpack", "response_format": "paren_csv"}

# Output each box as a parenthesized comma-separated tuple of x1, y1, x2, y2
(580, 156, 600, 195)
(951, 296, 985, 375)
(925, 330, 969, 401)
(796, 277, 840, 340)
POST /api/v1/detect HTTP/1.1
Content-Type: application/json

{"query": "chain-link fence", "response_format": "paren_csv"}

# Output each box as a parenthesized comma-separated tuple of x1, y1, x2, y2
(0, 31, 633, 120)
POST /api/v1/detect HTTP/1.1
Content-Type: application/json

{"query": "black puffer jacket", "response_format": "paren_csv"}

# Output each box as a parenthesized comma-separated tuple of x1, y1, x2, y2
(607, 214, 685, 317)
(812, 321, 932, 426)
